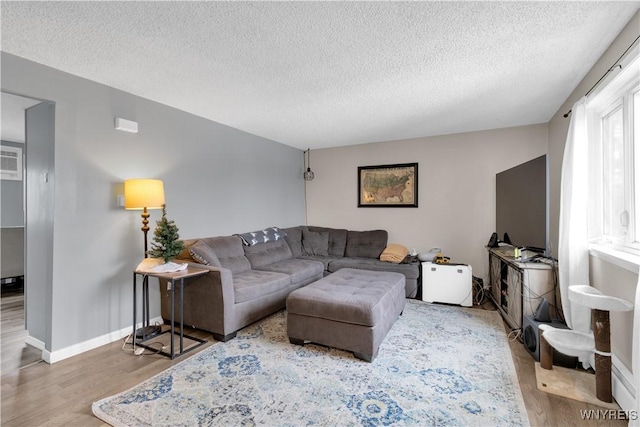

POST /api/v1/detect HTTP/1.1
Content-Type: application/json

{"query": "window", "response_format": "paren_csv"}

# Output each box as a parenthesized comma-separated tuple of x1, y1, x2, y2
(588, 54, 640, 253)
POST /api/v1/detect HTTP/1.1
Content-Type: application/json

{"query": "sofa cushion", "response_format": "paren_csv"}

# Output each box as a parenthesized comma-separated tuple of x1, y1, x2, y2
(302, 229, 329, 256)
(283, 226, 304, 258)
(176, 238, 199, 261)
(188, 240, 222, 267)
(200, 236, 251, 274)
(286, 269, 405, 327)
(345, 230, 388, 259)
(328, 257, 420, 280)
(257, 259, 324, 284)
(307, 226, 348, 257)
(244, 239, 293, 269)
(233, 270, 291, 303)
(297, 255, 342, 271)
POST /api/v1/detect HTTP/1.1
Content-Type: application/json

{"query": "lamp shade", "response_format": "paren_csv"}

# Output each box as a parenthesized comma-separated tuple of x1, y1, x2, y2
(124, 179, 165, 210)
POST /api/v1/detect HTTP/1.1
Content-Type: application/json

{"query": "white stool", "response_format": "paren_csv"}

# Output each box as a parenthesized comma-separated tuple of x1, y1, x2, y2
(540, 285, 633, 403)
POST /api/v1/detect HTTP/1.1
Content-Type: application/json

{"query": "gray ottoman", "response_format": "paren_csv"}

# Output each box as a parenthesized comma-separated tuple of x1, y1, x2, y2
(286, 268, 406, 362)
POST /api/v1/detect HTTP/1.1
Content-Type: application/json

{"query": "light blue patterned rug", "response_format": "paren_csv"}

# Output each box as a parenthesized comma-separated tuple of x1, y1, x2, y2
(93, 300, 529, 426)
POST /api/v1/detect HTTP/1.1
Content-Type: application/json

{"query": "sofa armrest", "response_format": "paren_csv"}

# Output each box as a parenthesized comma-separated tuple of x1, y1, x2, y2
(159, 259, 236, 337)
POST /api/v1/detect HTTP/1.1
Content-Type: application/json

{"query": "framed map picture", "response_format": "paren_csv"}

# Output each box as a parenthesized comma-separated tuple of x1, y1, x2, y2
(358, 163, 418, 207)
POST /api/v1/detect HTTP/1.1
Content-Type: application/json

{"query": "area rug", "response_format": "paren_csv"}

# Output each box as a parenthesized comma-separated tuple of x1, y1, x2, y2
(93, 300, 529, 426)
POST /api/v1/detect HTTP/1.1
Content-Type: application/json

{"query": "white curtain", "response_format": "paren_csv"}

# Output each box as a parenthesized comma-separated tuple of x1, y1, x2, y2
(558, 97, 592, 335)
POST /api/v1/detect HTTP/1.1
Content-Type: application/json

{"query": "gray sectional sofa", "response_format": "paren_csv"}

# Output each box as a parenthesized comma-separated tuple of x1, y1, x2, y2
(158, 225, 419, 342)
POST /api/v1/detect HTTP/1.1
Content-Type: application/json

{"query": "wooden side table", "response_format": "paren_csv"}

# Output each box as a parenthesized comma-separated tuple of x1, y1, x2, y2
(132, 266, 209, 359)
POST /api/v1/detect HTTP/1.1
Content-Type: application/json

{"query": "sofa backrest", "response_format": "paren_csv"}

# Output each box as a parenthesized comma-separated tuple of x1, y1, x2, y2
(284, 226, 385, 259)
(283, 227, 304, 257)
(283, 225, 349, 257)
(244, 239, 293, 269)
(307, 226, 348, 257)
(177, 226, 387, 270)
(345, 229, 388, 259)
(204, 236, 251, 273)
(182, 236, 251, 274)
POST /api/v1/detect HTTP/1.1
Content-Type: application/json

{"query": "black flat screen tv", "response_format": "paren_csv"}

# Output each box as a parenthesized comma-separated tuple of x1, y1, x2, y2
(496, 155, 547, 252)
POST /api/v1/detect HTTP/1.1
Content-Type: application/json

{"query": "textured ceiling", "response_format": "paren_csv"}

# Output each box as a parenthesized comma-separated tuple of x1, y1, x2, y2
(1, 2, 638, 150)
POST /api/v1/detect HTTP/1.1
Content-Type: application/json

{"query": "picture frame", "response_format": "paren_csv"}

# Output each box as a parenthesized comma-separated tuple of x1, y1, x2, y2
(358, 162, 418, 207)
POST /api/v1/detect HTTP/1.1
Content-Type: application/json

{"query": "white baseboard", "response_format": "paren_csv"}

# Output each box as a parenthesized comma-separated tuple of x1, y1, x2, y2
(612, 354, 636, 412)
(30, 317, 164, 364)
(24, 335, 45, 350)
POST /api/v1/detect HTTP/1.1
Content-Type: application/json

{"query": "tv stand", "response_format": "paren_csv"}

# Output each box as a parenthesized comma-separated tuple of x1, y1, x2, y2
(524, 246, 545, 253)
(487, 246, 557, 331)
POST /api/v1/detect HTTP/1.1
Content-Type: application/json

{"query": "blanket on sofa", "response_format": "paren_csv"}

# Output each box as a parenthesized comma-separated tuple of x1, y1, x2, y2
(237, 227, 287, 246)
(380, 243, 410, 264)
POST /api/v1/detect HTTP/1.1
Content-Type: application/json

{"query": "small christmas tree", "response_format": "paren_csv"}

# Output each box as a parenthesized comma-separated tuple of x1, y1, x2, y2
(148, 206, 185, 263)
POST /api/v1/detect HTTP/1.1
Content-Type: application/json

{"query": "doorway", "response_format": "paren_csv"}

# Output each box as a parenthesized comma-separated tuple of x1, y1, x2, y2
(0, 91, 54, 370)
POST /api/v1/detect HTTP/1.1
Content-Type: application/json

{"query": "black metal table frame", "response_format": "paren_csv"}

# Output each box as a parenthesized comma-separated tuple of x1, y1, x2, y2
(132, 269, 208, 359)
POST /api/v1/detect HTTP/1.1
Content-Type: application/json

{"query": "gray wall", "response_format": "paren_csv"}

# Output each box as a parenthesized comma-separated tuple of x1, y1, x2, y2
(24, 101, 55, 347)
(1, 140, 24, 227)
(306, 124, 548, 281)
(1, 52, 306, 353)
(549, 11, 640, 259)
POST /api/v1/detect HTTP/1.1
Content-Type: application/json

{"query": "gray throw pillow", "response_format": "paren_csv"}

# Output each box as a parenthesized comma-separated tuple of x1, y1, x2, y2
(302, 229, 329, 256)
(189, 240, 222, 267)
(345, 229, 388, 258)
(283, 227, 304, 257)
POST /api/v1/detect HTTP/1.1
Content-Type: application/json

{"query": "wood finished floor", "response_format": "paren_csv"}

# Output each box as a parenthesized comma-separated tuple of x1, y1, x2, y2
(0, 295, 629, 426)
(1, 292, 42, 374)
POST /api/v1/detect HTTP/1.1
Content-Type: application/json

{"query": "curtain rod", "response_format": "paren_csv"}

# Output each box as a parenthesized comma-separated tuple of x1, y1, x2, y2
(563, 34, 640, 118)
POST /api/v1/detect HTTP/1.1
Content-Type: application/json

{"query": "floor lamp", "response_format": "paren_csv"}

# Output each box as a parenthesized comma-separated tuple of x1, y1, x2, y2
(124, 178, 165, 338)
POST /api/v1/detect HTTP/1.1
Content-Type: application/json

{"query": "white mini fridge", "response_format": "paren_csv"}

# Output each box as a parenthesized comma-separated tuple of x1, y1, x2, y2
(421, 262, 473, 307)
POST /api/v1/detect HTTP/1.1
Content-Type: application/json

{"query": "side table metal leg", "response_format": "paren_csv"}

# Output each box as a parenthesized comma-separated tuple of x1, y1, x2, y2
(142, 276, 149, 339)
(144, 275, 150, 332)
(170, 278, 175, 359)
(132, 272, 137, 348)
(180, 278, 184, 354)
